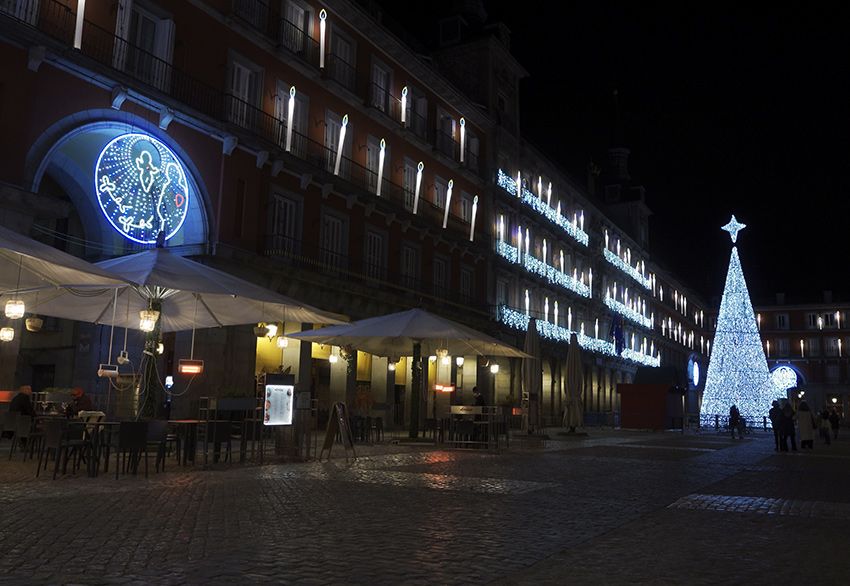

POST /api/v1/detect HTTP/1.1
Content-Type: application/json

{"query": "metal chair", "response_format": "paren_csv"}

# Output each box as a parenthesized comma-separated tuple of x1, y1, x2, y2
(116, 421, 149, 479)
(37, 420, 88, 479)
(146, 420, 169, 472)
(9, 415, 42, 461)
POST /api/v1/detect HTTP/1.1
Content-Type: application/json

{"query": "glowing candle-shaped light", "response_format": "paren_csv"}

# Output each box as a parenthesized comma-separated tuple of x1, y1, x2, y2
(800, 339, 805, 357)
(836, 311, 841, 329)
(517, 227, 523, 262)
(605, 229, 609, 250)
(459, 117, 466, 163)
(498, 215, 504, 242)
(547, 182, 552, 207)
(525, 228, 530, 258)
(554, 301, 559, 326)
(468, 196, 478, 242)
(631, 333, 635, 350)
(651, 312, 655, 328)
(573, 267, 577, 283)
(651, 340, 655, 356)
(839, 338, 843, 357)
(544, 297, 549, 322)
(573, 212, 578, 227)
(757, 314, 761, 329)
(542, 239, 547, 265)
(537, 176, 543, 199)
(700, 310, 704, 327)
(817, 315, 824, 330)
(560, 250, 564, 274)
(376, 138, 386, 196)
(588, 268, 593, 297)
(613, 282, 618, 300)
(579, 211, 584, 231)
(568, 307, 572, 331)
(516, 171, 521, 197)
(700, 336, 704, 354)
(662, 321, 667, 336)
(595, 318, 599, 339)
(319, 9, 327, 68)
(400, 86, 408, 125)
(707, 340, 710, 355)
(556, 201, 561, 218)
(285, 85, 296, 152)
(581, 322, 585, 337)
(766, 340, 771, 357)
(616, 239, 621, 257)
(525, 289, 530, 316)
(413, 161, 424, 214)
(333, 114, 348, 176)
(74, 0, 86, 49)
(626, 248, 631, 265)
(442, 179, 453, 228)
(660, 286, 664, 303)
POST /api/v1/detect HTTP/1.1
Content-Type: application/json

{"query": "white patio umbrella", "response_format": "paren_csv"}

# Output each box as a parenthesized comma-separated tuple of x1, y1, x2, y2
(289, 308, 529, 359)
(23, 247, 346, 331)
(0, 224, 126, 294)
(522, 318, 542, 432)
(563, 333, 585, 431)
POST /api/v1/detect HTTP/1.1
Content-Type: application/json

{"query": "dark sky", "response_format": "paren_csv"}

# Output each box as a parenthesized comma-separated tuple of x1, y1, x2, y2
(374, 1, 850, 304)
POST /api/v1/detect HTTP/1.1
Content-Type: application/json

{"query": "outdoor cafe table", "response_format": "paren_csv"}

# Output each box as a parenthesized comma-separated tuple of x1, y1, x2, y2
(168, 420, 200, 466)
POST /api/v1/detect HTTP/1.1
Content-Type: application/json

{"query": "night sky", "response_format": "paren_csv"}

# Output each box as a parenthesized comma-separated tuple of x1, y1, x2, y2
(376, 1, 850, 305)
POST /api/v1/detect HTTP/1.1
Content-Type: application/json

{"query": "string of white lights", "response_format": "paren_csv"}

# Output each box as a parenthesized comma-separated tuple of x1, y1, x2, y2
(602, 249, 651, 289)
(498, 306, 659, 367)
(496, 169, 589, 246)
(604, 296, 652, 328)
(495, 242, 590, 298)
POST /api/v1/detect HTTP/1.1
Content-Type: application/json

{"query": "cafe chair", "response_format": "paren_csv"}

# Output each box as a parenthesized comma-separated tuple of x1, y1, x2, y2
(116, 421, 150, 479)
(146, 420, 169, 473)
(37, 420, 88, 479)
(9, 415, 42, 461)
(1, 411, 17, 446)
(209, 421, 233, 463)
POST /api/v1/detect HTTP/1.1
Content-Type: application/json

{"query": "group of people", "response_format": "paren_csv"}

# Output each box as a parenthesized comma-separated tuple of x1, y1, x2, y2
(4, 384, 94, 420)
(768, 399, 841, 452)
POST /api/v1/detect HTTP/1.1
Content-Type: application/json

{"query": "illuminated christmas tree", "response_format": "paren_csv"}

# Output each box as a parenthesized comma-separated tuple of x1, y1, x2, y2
(700, 216, 773, 425)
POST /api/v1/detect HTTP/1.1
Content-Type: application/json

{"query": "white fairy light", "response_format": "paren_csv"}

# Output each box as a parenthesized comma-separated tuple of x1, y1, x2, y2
(413, 161, 424, 214)
(333, 114, 348, 176)
(376, 138, 386, 196)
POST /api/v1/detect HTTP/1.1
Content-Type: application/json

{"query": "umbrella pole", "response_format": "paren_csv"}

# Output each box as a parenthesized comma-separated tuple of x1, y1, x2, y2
(409, 341, 422, 439)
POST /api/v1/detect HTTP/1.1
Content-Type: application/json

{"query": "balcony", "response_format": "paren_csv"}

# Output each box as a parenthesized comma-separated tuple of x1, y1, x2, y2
(231, 1, 321, 67)
(495, 241, 590, 300)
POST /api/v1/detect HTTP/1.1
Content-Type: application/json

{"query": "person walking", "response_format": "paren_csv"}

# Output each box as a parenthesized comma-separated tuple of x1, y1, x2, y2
(780, 402, 796, 452)
(729, 404, 742, 439)
(769, 401, 782, 451)
(796, 400, 816, 449)
(829, 408, 841, 440)
(818, 409, 832, 446)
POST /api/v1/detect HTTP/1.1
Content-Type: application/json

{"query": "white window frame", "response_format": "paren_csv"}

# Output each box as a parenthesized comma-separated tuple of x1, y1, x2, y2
(113, 0, 175, 91)
(268, 189, 302, 255)
(434, 176, 448, 209)
(400, 243, 419, 289)
(226, 51, 263, 128)
(320, 210, 348, 271)
(370, 57, 393, 113)
(433, 255, 450, 297)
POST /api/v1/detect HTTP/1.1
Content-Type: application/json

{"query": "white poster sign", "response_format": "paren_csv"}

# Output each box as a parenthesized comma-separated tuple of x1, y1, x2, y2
(264, 384, 294, 425)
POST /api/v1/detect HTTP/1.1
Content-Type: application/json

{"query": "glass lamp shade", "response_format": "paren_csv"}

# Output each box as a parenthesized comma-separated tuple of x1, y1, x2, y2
(276, 336, 289, 349)
(0, 327, 14, 342)
(489, 363, 500, 374)
(388, 362, 396, 371)
(25, 317, 43, 332)
(328, 353, 339, 364)
(4, 299, 25, 319)
(139, 309, 160, 332)
(253, 323, 269, 337)
(455, 356, 465, 367)
(265, 323, 278, 338)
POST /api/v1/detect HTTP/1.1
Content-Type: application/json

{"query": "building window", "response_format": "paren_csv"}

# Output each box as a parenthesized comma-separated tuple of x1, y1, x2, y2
(402, 158, 417, 211)
(826, 337, 840, 357)
(826, 363, 840, 383)
(364, 136, 387, 195)
(320, 212, 347, 271)
(496, 278, 509, 307)
(776, 314, 789, 330)
(466, 132, 480, 172)
(226, 52, 263, 128)
(328, 28, 356, 90)
(776, 338, 790, 356)
(436, 109, 456, 158)
(433, 256, 449, 297)
(233, 0, 267, 29)
(434, 176, 448, 209)
(400, 245, 419, 289)
(324, 110, 351, 178)
(114, 0, 176, 91)
(822, 312, 836, 328)
(280, 0, 313, 55)
(460, 267, 474, 303)
(363, 229, 386, 280)
(806, 313, 818, 329)
(410, 88, 428, 139)
(370, 59, 392, 113)
(806, 337, 820, 356)
(268, 191, 301, 254)
(275, 80, 308, 157)
(460, 192, 473, 223)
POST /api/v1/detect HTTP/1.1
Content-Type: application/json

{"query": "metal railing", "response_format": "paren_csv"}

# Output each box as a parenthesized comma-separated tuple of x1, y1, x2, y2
(325, 52, 357, 91)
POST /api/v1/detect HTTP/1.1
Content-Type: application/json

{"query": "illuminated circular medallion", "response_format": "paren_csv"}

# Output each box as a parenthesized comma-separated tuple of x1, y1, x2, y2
(94, 133, 190, 244)
(771, 366, 797, 393)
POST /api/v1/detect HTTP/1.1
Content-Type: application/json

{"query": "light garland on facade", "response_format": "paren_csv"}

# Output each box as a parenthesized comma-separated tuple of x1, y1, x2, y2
(496, 242, 590, 298)
(499, 306, 659, 367)
(602, 248, 651, 289)
(496, 169, 589, 246)
(604, 295, 652, 328)
(701, 219, 772, 425)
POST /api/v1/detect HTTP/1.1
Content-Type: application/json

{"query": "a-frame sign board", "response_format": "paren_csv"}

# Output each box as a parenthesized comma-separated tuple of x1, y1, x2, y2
(319, 401, 357, 461)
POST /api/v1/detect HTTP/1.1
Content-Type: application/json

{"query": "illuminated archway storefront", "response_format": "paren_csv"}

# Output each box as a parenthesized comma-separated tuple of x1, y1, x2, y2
(29, 116, 208, 252)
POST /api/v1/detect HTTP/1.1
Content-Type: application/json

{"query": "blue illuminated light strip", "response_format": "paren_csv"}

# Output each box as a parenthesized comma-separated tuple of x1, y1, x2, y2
(496, 242, 590, 298)
(604, 296, 652, 328)
(498, 306, 659, 367)
(602, 249, 651, 289)
(496, 169, 589, 246)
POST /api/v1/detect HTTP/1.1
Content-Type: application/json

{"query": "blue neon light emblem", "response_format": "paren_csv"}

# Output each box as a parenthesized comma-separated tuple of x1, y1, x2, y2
(94, 133, 190, 244)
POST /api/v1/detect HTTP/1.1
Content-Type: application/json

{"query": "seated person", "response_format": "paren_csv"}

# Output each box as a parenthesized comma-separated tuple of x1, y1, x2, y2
(9, 385, 35, 417)
(67, 387, 94, 417)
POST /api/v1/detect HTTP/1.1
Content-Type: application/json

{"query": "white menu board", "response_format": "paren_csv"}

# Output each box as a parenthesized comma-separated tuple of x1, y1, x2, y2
(263, 384, 294, 426)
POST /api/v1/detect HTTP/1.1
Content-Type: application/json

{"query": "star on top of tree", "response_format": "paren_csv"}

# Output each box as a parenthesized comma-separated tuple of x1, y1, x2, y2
(721, 215, 746, 244)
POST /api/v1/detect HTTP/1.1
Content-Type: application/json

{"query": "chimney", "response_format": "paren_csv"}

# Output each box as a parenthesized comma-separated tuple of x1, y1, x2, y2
(824, 290, 833, 303)
(776, 293, 785, 305)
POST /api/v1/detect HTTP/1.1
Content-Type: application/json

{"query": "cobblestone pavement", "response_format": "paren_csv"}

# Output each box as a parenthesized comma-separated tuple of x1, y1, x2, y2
(1, 428, 849, 585)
